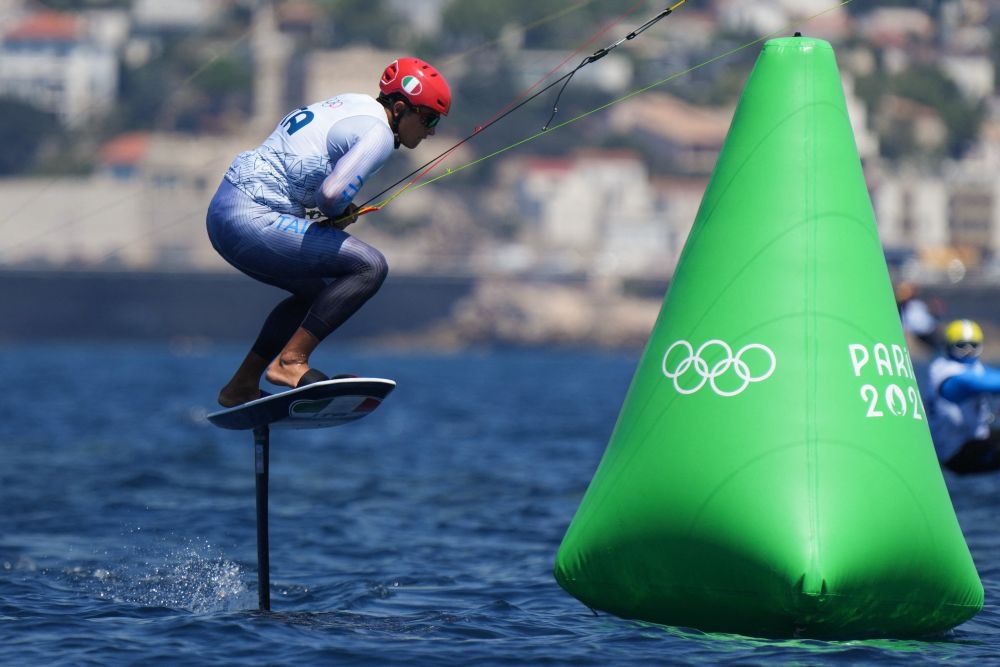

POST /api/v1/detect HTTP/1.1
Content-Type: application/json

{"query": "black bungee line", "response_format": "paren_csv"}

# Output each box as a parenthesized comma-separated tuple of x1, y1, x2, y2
(353, 1, 686, 217)
(542, 1, 683, 130)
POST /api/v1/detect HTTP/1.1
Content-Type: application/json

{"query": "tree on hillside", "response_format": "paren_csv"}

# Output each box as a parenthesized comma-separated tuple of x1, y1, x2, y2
(37, 0, 130, 9)
(0, 97, 60, 175)
(844, 0, 938, 16)
(441, 0, 659, 51)
(993, 24, 1000, 89)
(314, 0, 404, 49)
(112, 36, 253, 134)
(892, 64, 984, 158)
(855, 61, 984, 160)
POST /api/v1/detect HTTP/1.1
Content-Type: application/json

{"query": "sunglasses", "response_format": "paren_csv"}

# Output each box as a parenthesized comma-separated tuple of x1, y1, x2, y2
(410, 106, 440, 128)
(951, 341, 982, 357)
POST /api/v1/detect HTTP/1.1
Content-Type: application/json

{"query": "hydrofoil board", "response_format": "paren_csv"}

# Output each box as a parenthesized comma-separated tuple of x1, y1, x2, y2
(207, 377, 395, 430)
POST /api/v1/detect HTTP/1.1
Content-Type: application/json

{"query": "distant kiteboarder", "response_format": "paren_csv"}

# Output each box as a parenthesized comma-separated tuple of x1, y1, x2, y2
(206, 57, 451, 407)
(926, 319, 1000, 474)
(894, 281, 941, 352)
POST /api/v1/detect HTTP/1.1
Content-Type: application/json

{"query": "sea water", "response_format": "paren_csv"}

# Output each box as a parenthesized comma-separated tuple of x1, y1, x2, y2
(0, 343, 997, 665)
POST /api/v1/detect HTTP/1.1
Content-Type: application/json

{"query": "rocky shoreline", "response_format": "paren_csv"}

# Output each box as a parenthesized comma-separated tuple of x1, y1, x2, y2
(375, 279, 662, 350)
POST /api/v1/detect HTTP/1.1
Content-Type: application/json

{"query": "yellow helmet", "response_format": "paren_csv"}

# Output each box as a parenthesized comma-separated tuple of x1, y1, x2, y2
(943, 319, 983, 359)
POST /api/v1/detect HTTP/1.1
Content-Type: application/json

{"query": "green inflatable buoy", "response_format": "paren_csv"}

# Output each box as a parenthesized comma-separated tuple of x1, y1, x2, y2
(553, 36, 983, 638)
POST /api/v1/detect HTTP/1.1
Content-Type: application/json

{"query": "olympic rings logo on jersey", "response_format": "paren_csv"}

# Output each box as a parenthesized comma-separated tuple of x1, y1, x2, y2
(661, 339, 776, 397)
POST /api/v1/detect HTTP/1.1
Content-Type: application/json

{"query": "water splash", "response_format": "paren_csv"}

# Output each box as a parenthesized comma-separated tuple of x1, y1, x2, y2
(90, 535, 252, 613)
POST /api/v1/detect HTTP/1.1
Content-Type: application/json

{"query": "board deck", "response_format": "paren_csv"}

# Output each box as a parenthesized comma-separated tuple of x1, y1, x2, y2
(207, 377, 395, 430)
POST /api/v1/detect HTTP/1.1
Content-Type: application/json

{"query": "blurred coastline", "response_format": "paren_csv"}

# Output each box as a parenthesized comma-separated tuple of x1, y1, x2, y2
(4, 268, 1000, 355)
(1, 1, 998, 347)
(0, 268, 660, 349)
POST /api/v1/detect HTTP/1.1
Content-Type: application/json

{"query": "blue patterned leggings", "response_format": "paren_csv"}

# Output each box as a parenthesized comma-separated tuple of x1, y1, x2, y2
(206, 179, 388, 359)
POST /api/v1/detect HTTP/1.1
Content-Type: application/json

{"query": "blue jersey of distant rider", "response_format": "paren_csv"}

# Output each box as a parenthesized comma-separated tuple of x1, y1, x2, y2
(224, 93, 394, 219)
(927, 356, 997, 462)
(924, 319, 1000, 474)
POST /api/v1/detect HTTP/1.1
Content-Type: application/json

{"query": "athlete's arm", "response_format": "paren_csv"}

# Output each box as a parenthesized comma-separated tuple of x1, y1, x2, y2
(315, 116, 394, 220)
(939, 365, 1000, 402)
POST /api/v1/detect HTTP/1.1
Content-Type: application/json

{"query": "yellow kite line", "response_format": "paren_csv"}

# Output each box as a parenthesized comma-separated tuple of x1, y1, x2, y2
(366, 0, 854, 211)
(354, 0, 685, 219)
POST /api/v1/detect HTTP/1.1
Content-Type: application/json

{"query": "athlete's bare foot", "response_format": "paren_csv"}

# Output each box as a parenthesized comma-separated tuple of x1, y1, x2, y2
(265, 356, 310, 388)
(217, 350, 269, 407)
(217, 381, 262, 407)
(265, 327, 321, 388)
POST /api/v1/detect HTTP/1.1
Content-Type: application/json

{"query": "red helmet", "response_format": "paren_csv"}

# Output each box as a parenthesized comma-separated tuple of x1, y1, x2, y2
(379, 57, 451, 115)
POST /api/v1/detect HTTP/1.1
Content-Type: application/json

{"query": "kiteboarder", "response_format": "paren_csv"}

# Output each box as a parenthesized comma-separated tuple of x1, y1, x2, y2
(926, 319, 1000, 474)
(894, 280, 941, 352)
(206, 57, 451, 407)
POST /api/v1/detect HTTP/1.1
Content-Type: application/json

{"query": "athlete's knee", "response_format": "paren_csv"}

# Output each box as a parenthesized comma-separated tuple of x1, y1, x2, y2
(358, 247, 389, 292)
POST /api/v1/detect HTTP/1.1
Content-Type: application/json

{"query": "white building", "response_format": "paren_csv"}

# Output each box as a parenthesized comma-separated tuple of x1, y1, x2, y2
(507, 149, 699, 279)
(131, 0, 225, 32)
(607, 93, 730, 175)
(0, 11, 118, 127)
(940, 54, 995, 102)
(387, 0, 447, 39)
(714, 0, 848, 38)
(304, 46, 399, 104)
(0, 130, 248, 271)
(873, 154, 1000, 281)
(873, 171, 950, 254)
(512, 50, 633, 96)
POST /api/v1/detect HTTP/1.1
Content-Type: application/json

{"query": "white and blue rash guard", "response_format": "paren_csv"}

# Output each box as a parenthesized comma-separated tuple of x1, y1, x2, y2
(206, 94, 396, 354)
(225, 94, 395, 218)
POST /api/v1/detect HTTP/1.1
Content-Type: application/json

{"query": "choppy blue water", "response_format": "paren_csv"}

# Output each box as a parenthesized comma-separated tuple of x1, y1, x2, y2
(0, 343, 997, 666)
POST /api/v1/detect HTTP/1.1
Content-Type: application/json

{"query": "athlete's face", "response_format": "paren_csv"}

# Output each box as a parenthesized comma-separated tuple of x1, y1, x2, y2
(395, 102, 439, 149)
